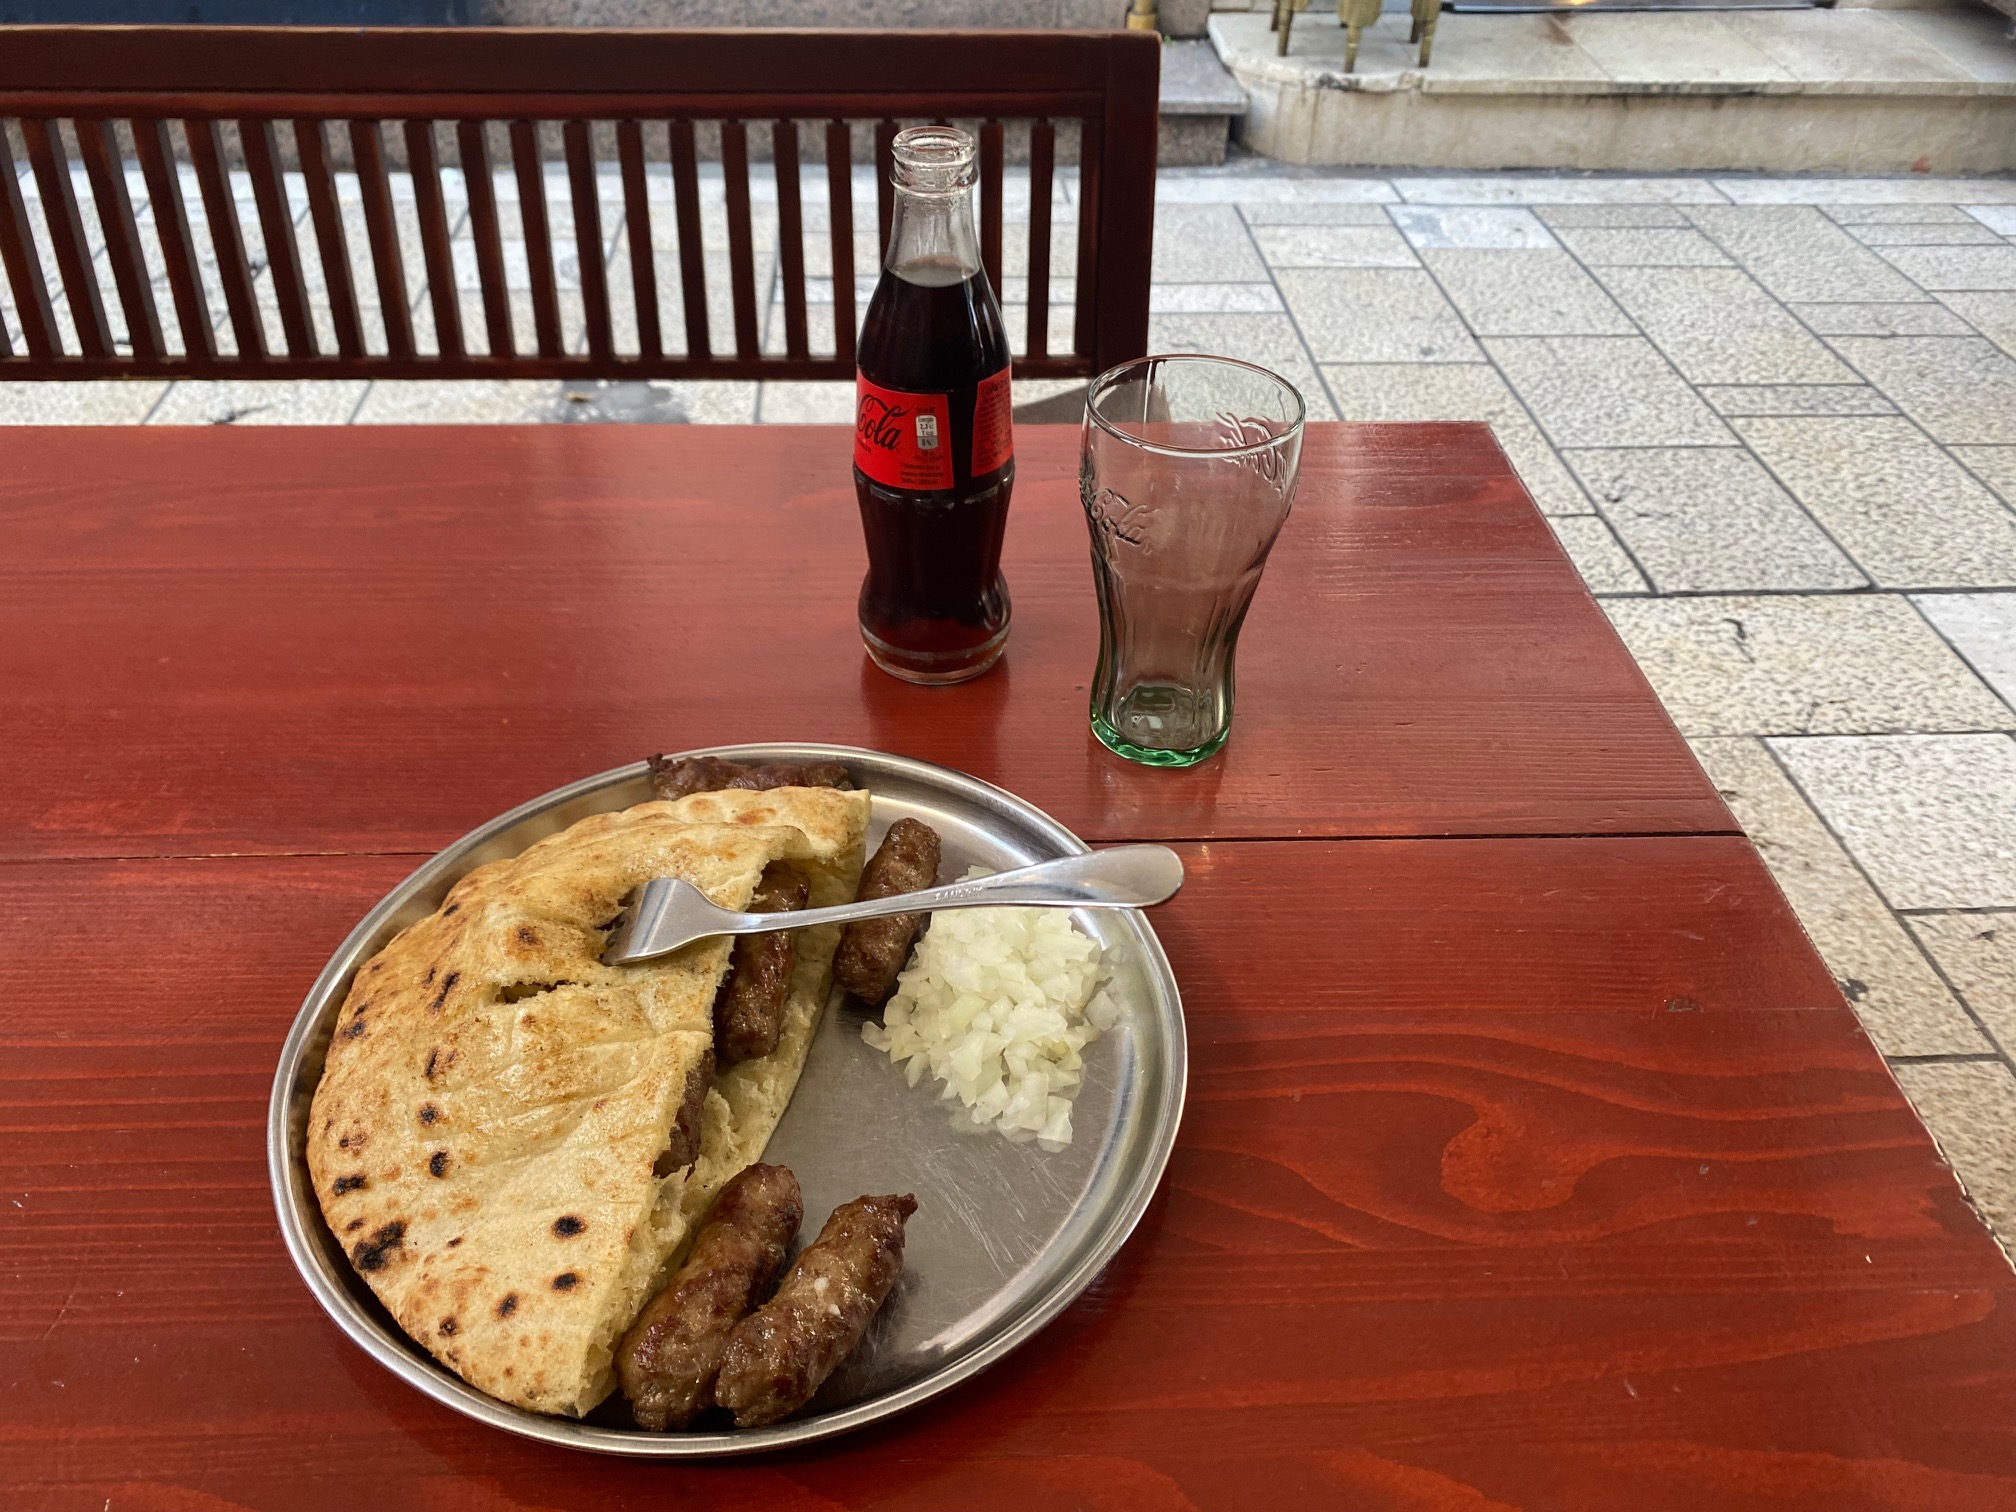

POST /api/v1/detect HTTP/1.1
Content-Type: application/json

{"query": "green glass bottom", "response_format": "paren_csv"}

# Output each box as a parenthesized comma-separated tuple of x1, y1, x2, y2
(1091, 708, 1230, 768)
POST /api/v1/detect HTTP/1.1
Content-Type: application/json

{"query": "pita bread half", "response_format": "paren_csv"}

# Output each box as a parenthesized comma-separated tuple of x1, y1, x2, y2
(307, 784, 869, 1417)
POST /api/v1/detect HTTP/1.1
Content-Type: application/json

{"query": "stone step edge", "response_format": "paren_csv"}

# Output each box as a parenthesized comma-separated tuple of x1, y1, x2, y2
(1224, 58, 2016, 100)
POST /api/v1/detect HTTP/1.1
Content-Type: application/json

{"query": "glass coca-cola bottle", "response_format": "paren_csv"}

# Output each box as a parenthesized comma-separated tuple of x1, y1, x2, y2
(853, 125, 1014, 685)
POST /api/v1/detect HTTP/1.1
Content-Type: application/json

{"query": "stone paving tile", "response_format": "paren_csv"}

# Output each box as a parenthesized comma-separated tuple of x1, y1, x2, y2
(1274, 269, 1482, 363)
(1684, 206, 1927, 304)
(147, 381, 367, 426)
(0, 381, 168, 424)
(1770, 733, 2016, 910)
(1157, 176, 1396, 205)
(1608, 595, 2012, 737)
(1485, 336, 1734, 448)
(1238, 204, 1392, 226)
(1394, 177, 1725, 205)
(1907, 912, 2016, 1057)
(1566, 446, 1864, 592)
(1692, 737, 1989, 1057)
(1825, 205, 1987, 227)
(1151, 204, 1270, 283)
(1952, 446, 2016, 505)
(1914, 593, 2016, 709)
(1890, 1062, 2016, 1247)
(1548, 515, 1648, 596)
(1320, 362, 1591, 517)
(1149, 312, 1338, 421)
(1791, 302, 1975, 338)
(1419, 249, 1632, 337)
(1595, 266, 1856, 385)
(1249, 225, 1418, 269)
(1851, 224, 2010, 249)
(1936, 293, 2016, 359)
(1877, 245, 2016, 293)
(1734, 416, 2016, 588)
(1829, 336, 2016, 446)
(1148, 284, 1284, 314)
(1698, 384, 1895, 418)
(1534, 205, 1694, 230)
(1387, 206, 1557, 251)
(1716, 179, 2016, 206)
(1549, 227, 1731, 267)
(1968, 207, 2016, 235)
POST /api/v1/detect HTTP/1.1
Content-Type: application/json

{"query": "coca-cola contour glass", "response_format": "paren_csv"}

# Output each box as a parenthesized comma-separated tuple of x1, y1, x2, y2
(1079, 355, 1305, 766)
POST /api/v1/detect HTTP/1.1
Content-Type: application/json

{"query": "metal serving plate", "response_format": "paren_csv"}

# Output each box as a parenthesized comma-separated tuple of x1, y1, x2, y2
(269, 743, 1187, 1456)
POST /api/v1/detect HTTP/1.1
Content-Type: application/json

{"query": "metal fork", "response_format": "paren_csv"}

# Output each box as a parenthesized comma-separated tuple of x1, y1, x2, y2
(601, 844, 1184, 967)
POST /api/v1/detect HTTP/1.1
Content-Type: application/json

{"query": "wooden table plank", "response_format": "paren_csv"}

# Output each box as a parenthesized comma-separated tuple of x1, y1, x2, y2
(4, 848, 2008, 1510)
(0, 422, 1729, 860)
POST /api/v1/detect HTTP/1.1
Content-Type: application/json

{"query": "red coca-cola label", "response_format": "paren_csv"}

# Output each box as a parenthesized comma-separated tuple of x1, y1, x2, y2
(854, 378, 954, 491)
(971, 366, 1013, 477)
(854, 367, 1015, 490)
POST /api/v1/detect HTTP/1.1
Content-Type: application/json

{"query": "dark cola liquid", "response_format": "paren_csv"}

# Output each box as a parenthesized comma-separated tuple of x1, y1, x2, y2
(854, 256, 1014, 685)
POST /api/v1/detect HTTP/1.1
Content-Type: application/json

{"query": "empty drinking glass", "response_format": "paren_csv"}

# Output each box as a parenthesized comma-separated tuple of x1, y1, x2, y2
(1079, 355, 1305, 766)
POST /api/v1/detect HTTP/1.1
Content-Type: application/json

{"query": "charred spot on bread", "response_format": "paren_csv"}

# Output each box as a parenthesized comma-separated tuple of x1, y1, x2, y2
(443, 903, 460, 917)
(419, 1104, 440, 1125)
(332, 1174, 367, 1195)
(439, 1317, 458, 1336)
(516, 924, 539, 947)
(352, 1222, 406, 1272)
(447, 1235, 463, 1248)
(552, 1272, 577, 1291)
(345, 1218, 365, 1233)
(552, 1215, 584, 1238)
(428, 1151, 451, 1178)
(497, 1293, 519, 1319)
(424, 966, 437, 985)
(342, 1020, 366, 1040)
(427, 971, 460, 1014)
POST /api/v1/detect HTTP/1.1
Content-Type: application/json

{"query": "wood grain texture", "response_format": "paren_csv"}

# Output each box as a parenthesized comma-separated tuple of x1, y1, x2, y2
(1, 848, 2009, 1511)
(0, 422, 1726, 860)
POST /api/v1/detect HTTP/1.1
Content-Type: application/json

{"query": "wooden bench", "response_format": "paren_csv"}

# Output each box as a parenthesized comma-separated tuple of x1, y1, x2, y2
(0, 25, 1159, 384)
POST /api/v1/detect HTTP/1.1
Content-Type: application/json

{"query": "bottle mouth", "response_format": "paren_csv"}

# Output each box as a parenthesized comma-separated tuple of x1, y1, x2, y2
(891, 125, 976, 193)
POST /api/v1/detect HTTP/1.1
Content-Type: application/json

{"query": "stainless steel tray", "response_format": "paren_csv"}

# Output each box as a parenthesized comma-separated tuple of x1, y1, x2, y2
(268, 743, 1187, 1457)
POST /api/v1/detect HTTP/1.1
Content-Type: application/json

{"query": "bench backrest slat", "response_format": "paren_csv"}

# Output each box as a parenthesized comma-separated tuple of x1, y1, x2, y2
(0, 26, 1157, 384)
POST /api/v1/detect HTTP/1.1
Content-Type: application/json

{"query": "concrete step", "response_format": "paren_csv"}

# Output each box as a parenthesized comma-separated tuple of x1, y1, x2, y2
(484, 1, 1132, 24)
(1211, 6, 2016, 172)
(1161, 38, 1250, 164)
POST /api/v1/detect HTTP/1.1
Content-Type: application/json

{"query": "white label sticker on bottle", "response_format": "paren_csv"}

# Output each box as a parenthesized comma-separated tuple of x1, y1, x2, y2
(915, 413, 939, 450)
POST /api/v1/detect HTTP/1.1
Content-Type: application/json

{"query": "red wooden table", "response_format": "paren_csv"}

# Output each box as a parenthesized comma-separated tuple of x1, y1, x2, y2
(4, 422, 2012, 1511)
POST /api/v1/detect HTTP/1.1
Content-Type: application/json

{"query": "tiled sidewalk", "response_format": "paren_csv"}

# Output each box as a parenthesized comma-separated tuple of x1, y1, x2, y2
(9, 161, 2016, 1258)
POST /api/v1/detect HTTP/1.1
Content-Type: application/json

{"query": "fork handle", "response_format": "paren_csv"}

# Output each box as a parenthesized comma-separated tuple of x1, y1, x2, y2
(771, 843, 1185, 933)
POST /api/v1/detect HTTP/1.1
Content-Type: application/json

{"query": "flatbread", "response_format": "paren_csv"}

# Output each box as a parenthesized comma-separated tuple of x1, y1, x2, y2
(307, 785, 869, 1417)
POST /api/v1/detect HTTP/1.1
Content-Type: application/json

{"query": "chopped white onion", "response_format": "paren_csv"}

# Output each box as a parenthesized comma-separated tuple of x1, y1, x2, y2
(860, 867, 1115, 1150)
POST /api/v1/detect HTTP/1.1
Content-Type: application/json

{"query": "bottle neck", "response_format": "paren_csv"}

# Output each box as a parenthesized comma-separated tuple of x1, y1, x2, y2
(885, 183, 981, 287)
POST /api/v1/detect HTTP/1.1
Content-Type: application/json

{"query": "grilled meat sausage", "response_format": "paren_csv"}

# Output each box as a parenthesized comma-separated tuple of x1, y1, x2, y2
(712, 1192, 917, 1428)
(654, 1048, 715, 1177)
(648, 755, 853, 802)
(617, 1164, 804, 1431)
(713, 862, 811, 1066)
(832, 818, 942, 1005)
